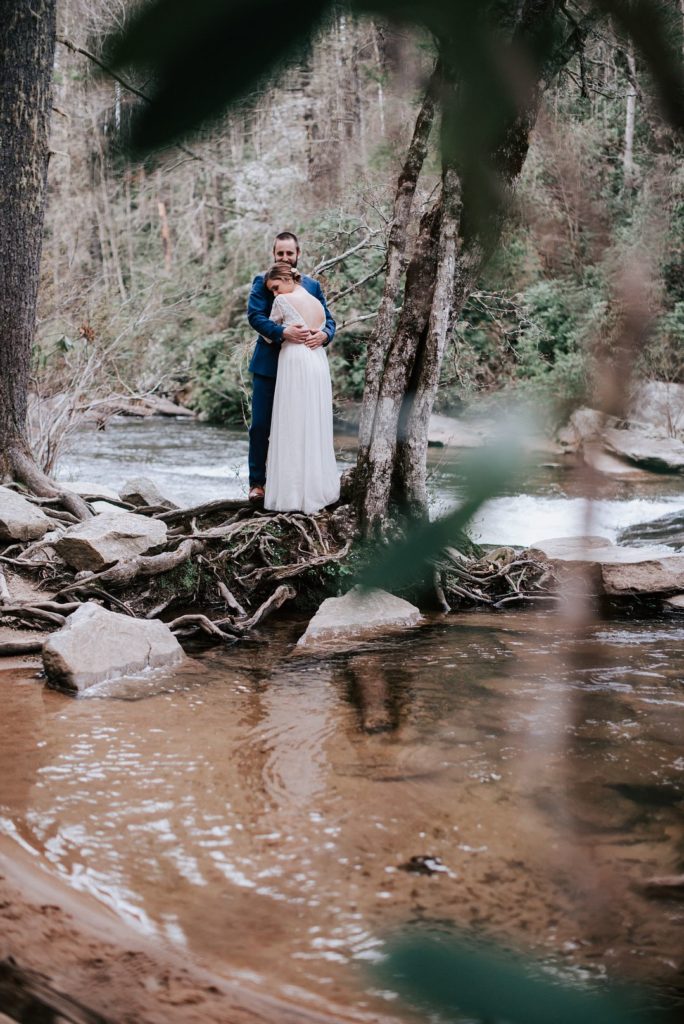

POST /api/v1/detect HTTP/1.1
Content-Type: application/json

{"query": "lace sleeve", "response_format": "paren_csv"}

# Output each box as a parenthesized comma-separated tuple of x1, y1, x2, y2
(270, 295, 284, 325)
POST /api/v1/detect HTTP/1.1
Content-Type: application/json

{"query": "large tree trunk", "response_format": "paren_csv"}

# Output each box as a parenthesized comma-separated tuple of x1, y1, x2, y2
(357, 65, 440, 456)
(0, 0, 58, 493)
(394, 165, 462, 520)
(357, 200, 442, 537)
(0, 2, 89, 518)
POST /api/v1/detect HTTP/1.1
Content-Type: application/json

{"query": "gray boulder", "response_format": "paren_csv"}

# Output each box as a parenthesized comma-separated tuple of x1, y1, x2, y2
(120, 476, 177, 510)
(603, 428, 684, 473)
(0, 485, 52, 542)
(629, 381, 684, 438)
(43, 602, 185, 692)
(618, 509, 684, 549)
(529, 536, 684, 596)
(298, 586, 421, 648)
(54, 509, 167, 571)
(557, 408, 611, 450)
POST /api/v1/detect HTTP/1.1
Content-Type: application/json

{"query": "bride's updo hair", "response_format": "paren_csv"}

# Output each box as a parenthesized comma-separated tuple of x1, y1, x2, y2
(265, 261, 302, 286)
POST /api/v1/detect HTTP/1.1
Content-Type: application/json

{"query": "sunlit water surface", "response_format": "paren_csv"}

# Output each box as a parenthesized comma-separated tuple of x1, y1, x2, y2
(1, 418, 682, 1018)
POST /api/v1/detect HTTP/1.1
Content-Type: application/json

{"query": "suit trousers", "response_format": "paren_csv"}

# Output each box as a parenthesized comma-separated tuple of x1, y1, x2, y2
(248, 372, 277, 487)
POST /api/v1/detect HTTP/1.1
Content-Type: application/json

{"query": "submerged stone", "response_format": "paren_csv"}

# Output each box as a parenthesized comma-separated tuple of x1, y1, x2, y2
(298, 586, 421, 647)
(42, 602, 185, 692)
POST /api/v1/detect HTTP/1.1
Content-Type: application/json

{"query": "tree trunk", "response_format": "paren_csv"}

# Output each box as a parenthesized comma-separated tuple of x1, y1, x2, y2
(356, 0, 572, 537)
(0, 2, 89, 518)
(357, 200, 442, 537)
(395, 166, 462, 520)
(623, 44, 637, 187)
(357, 65, 440, 457)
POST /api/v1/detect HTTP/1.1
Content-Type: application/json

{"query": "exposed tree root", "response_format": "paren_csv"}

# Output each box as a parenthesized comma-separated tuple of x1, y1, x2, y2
(2, 441, 92, 521)
(235, 584, 297, 630)
(0, 638, 45, 656)
(0, 481, 561, 663)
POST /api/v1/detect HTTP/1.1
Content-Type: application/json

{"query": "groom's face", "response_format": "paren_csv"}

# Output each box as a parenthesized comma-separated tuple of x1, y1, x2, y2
(273, 238, 300, 267)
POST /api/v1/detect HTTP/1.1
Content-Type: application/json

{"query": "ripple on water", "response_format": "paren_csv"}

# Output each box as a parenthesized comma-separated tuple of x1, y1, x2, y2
(1, 608, 684, 1010)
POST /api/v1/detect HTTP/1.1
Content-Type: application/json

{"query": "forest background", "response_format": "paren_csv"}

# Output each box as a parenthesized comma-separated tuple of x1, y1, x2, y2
(35, 0, 684, 468)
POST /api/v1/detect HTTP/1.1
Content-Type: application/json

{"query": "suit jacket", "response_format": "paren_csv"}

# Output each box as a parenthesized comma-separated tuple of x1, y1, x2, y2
(247, 273, 336, 378)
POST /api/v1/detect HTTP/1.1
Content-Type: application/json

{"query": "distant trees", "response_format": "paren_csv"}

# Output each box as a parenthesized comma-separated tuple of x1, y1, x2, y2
(354, 0, 590, 536)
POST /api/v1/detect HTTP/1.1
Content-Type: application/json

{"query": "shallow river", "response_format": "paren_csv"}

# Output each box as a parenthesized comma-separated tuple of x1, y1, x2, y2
(1, 419, 683, 1020)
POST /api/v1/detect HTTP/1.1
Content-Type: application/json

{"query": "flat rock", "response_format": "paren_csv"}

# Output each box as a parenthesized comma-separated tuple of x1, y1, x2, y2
(580, 443, 654, 478)
(0, 485, 52, 542)
(663, 594, 684, 612)
(298, 586, 421, 647)
(120, 476, 177, 509)
(528, 537, 684, 595)
(54, 509, 167, 571)
(43, 603, 185, 692)
(603, 428, 684, 473)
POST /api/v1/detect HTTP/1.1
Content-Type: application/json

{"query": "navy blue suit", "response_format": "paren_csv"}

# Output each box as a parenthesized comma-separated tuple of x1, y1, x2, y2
(246, 273, 336, 487)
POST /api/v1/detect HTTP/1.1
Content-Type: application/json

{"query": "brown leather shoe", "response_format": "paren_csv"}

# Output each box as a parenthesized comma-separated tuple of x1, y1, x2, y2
(248, 486, 265, 503)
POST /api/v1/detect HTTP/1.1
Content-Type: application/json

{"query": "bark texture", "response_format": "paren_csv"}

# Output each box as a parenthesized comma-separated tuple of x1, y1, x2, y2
(357, 201, 442, 536)
(0, 0, 58, 491)
(356, 0, 573, 536)
(357, 64, 440, 455)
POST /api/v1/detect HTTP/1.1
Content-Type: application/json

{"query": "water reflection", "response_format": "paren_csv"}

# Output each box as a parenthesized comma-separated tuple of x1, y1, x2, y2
(0, 612, 683, 1014)
(343, 653, 412, 735)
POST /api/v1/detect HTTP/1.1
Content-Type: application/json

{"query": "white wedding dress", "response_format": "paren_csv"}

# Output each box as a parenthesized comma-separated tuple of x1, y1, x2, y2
(264, 290, 340, 514)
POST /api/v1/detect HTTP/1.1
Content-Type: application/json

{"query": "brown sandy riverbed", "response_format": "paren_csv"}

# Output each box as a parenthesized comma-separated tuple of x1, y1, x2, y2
(0, 638, 401, 1024)
(2, 609, 683, 1020)
(0, 838, 400, 1024)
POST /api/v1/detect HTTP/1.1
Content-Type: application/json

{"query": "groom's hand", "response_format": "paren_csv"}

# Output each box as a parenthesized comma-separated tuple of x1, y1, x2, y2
(305, 331, 327, 350)
(283, 324, 310, 344)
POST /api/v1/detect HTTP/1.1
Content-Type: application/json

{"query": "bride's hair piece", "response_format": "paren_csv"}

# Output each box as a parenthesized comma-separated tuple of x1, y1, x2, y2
(266, 261, 302, 284)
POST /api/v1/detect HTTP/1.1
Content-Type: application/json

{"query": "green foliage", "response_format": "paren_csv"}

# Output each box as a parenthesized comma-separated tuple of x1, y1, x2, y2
(158, 559, 203, 599)
(191, 329, 251, 424)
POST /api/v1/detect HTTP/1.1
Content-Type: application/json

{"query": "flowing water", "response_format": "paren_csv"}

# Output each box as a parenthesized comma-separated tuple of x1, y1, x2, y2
(2, 418, 683, 1019)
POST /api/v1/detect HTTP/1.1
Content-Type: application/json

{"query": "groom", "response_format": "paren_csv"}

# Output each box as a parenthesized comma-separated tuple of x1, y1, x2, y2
(246, 231, 336, 502)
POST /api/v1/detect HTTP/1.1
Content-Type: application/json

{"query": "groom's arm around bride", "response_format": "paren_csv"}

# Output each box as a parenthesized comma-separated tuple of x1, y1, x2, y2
(245, 231, 336, 500)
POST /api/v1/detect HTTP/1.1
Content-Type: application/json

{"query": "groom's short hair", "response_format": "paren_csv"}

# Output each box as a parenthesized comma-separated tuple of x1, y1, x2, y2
(273, 231, 300, 250)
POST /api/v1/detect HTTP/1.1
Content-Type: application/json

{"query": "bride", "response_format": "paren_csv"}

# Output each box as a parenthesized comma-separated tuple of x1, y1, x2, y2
(262, 262, 340, 514)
